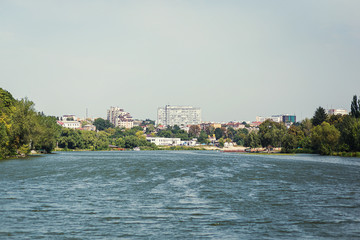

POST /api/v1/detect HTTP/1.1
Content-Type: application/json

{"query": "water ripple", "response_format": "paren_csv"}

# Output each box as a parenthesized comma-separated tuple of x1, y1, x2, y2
(0, 151, 359, 239)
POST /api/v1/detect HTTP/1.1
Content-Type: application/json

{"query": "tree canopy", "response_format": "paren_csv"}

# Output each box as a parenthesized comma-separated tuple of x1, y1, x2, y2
(312, 106, 328, 126)
(0, 88, 60, 158)
(351, 95, 360, 118)
(93, 118, 114, 131)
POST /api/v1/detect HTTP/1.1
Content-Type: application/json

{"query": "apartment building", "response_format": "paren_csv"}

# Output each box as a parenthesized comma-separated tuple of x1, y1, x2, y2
(107, 106, 134, 129)
(157, 105, 201, 126)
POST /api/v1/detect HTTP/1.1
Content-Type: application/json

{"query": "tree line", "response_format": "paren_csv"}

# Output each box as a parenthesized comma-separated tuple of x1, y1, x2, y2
(1, 87, 360, 158)
(0, 88, 60, 159)
(242, 96, 360, 156)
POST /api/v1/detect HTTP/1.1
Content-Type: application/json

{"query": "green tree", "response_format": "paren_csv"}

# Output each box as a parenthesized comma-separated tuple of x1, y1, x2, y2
(32, 115, 61, 153)
(204, 126, 215, 135)
(157, 129, 173, 138)
(226, 127, 236, 140)
(145, 124, 155, 134)
(312, 106, 328, 126)
(189, 125, 201, 138)
(93, 118, 114, 131)
(282, 125, 305, 152)
(311, 122, 340, 155)
(214, 128, 224, 140)
(124, 135, 140, 149)
(244, 131, 260, 148)
(0, 123, 11, 158)
(350, 95, 360, 118)
(233, 128, 248, 146)
(218, 138, 225, 148)
(258, 120, 287, 148)
(288, 125, 305, 143)
(197, 131, 209, 144)
(94, 131, 110, 150)
(9, 98, 37, 153)
(282, 134, 297, 152)
(300, 118, 313, 137)
(336, 115, 360, 152)
(0, 88, 16, 158)
(58, 128, 83, 149)
(172, 125, 181, 134)
(328, 114, 345, 126)
(115, 138, 126, 148)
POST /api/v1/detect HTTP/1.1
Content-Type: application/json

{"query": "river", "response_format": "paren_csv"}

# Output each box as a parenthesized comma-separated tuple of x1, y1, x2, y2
(1, 151, 360, 239)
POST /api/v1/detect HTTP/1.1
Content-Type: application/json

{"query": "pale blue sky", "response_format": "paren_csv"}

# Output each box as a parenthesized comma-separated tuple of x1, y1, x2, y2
(1, 0, 359, 122)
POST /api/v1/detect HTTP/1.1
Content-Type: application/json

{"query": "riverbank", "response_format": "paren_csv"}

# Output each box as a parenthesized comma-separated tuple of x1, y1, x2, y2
(40, 146, 360, 158)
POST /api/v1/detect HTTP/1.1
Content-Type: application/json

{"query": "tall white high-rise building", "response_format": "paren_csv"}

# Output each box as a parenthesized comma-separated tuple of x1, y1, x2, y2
(157, 105, 201, 126)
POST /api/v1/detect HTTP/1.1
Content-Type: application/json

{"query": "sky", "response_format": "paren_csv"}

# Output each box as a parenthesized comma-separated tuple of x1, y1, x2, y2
(1, 0, 360, 122)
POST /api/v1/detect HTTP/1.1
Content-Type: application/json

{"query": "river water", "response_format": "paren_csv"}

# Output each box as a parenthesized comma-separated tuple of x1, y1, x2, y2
(1, 151, 360, 239)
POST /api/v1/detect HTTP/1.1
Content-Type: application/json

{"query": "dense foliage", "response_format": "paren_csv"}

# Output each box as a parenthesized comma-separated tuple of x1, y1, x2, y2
(243, 95, 360, 155)
(2, 88, 359, 157)
(57, 127, 157, 150)
(0, 88, 60, 159)
(93, 118, 114, 131)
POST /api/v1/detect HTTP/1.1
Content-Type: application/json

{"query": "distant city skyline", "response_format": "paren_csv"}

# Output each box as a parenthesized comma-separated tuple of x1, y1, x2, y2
(1, 1, 359, 122)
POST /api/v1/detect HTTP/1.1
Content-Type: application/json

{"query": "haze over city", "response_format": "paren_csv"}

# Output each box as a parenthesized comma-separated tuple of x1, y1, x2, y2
(1, 0, 359, 122)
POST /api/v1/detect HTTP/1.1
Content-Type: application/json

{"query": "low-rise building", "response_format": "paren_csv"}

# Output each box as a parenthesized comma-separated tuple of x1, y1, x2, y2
(181, 139, 198, 146)
(256, 116, 282, 123)
(117, 118, 133, 129)
(328, 109, 347, 116)
(200, 122, 222, 131)
(57, 121, 81, 129)
(146, 137, 181, 146)
(256, 114, 296, 124)
(83, 124, 96, 131)
(250, 121, 262, 127)
(61, 115, 77, 121)
(225, 122, 246, 130)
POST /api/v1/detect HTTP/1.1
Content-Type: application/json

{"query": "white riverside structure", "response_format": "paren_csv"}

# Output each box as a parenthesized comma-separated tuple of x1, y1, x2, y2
(146, 137, 181, 146)
(157, 105, 201, 127)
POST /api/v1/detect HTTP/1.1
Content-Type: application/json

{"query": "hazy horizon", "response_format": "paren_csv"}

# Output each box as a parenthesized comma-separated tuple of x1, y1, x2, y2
(1, 0, 359, 122)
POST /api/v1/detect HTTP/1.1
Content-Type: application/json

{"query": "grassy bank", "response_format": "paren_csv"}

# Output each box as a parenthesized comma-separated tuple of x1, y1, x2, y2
(331, 152, 360, 157)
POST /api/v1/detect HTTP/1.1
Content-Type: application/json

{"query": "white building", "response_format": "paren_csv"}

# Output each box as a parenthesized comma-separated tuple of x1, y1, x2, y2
(181, 139, 198, 146)
(107, 106, 134, 129)
(256, 116, 282, 123)
(57, 121, 81, 129)
(146, 137, 181, 146)
(328, 109, 347, 116)
(157, 105, 201, 126)
(116, 118, 133, 129)
(83, 124, 96, 131)
(61, 115, 77, 121)
(256, 114, 296, 124)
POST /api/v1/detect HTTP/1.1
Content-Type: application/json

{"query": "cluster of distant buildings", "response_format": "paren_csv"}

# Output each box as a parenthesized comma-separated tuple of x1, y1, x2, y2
(107, 107, 134, 129)
(57, 106, 348, 147)
(252, 114, 297, 127)
(57, 115, 96, 131)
